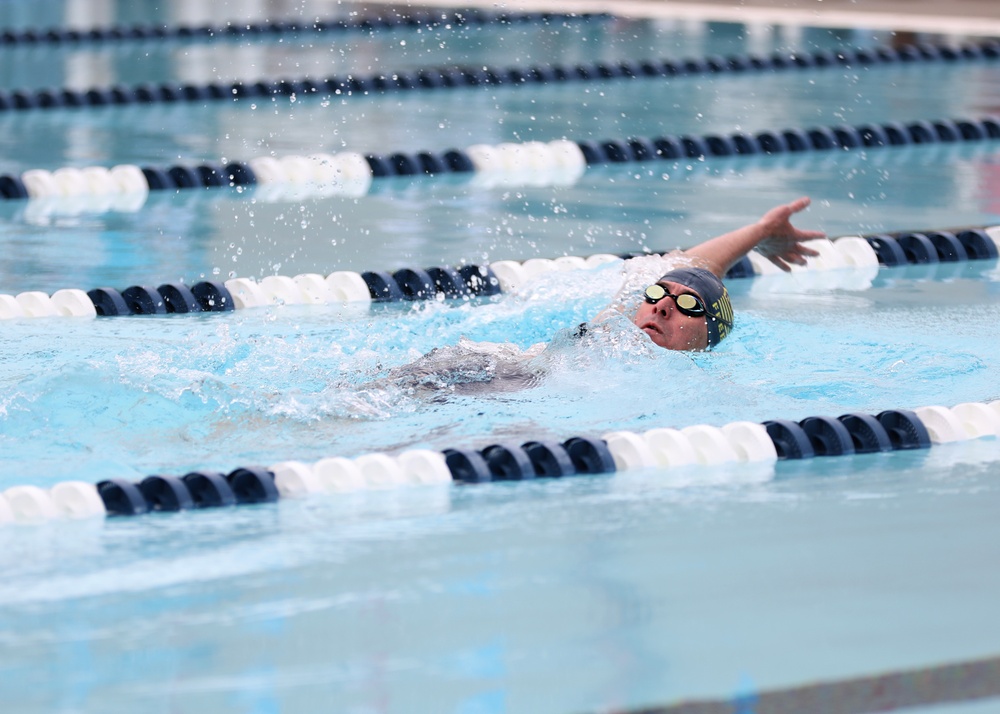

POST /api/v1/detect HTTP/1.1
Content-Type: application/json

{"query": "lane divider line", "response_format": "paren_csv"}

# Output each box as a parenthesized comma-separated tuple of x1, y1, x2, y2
(0, 38, 995, 114)
(3, 400, 998, 525)
(0, 10, 606, 48)
(0, 220, 997, 321)
(3, 115, 998, 204)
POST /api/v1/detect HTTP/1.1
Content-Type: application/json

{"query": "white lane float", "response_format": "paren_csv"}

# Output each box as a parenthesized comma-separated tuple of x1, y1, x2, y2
(335, 152, 374, 196)
(248, 156, 289, 185)
(520, 258, 559, 280)
(313, 456, 366, 492)
(0, 295, 26, 319)
(466, 144, 504, 173)
(3, 485, 59, 523)
(307, 152, 340, 185)
(82, 166, 120, 195)
(224, 278, 270, 309)
(110, 164, 149, 194)
(950, 402, 1000, 439)
(49, 481, 106, 518)
(547, 139, 587, 182)
(277, 155, 314, 184)
(789, 238, 847, 272)
(397, 450, 452, 485)
(913, 405, 969, 443)
(721, 421, 779, 462)
(834, 236, 880, 268)
(271, 461, 324, 497)
(553, 256, 589, 271)
(680, 424, 739, 465)
(325, 271, 372, 303)
(602, 430, 658, 470)
(51, 289, 98, 318)
(15, 291, 59, 318)
(259, 275, 307, 305)
(642, 428, 697, 468)
(293, 273, 335, 304)
(354, 453, 407, 488)
(486, 260, 528, 292)
(21, 169, 60, 198)
(52, 167, 90, 197)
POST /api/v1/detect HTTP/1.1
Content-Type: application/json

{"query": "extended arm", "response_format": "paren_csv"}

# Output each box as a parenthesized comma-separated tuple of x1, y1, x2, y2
(683, 197, 826, 278)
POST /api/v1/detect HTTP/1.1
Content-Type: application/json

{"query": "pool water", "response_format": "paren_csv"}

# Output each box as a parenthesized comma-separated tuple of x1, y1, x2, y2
(1, 2, 1000, 713)
(3, 444, 1000, 714)
(1, 258, 998, 486)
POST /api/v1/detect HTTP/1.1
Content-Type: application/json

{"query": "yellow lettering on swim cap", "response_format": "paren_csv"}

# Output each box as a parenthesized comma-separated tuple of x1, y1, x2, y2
(710, 288, 734, 342)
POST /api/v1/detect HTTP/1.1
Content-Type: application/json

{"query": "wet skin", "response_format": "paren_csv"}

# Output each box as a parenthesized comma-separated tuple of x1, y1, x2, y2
(631, 281, 710, 351)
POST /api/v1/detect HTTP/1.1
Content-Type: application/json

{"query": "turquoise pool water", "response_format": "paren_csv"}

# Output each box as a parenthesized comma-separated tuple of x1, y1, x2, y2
(2, 450, 1000, 713)
(1, 3, 999, 713)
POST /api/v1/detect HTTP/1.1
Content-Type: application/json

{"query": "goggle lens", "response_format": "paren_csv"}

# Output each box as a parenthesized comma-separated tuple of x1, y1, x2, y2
(643, 284, 707, 318)
(675, 293, 699, 311)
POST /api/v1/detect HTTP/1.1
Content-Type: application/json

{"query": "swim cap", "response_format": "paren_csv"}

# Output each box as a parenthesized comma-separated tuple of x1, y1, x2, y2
(657, 267, 734, 346)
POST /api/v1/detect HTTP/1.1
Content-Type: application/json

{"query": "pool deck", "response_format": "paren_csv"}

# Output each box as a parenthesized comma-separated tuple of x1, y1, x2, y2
(363, 0, 1000, 37)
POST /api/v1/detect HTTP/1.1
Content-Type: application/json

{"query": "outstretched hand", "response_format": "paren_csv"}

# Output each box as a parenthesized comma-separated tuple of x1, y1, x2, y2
(753, 197, 826, 271)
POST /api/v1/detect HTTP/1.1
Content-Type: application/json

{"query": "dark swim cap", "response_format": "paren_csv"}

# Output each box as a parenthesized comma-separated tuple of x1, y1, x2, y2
(657, 267, 734, 346)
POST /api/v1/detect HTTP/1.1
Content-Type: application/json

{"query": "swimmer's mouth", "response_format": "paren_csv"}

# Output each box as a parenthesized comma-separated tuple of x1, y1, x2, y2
(640, 322, 663, 336)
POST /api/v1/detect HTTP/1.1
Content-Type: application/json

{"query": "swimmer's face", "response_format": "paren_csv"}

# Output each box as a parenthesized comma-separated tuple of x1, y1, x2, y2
(632, 281, 710, 351)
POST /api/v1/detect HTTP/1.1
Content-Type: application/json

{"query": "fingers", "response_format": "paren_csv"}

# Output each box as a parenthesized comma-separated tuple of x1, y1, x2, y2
(766, 244, 815, 267)
(769, 256, 791, 272)
(765, 196, 812, 217)
(799, 229, 827, 240)
(797, 243, 821, 257)
(788, 196, 811, 212)
(786, 250, 809, 266)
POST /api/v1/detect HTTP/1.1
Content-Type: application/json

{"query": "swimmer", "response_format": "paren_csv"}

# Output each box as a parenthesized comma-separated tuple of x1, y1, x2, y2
(591, 195, 825, 351)
(382, 197, 823, 396)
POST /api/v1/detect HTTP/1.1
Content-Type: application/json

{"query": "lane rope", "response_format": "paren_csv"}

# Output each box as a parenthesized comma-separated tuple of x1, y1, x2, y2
(2, 114, 999, 205)
(2, 398, 997, 524)
(0, 39, 994, 113)
(0, 10, 606, 48)
(0, 221, 996, 320)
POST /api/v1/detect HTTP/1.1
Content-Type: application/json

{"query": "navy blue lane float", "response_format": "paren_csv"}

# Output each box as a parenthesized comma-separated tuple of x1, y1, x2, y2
(576, 117, 1000, 169)
(862, 229, 999, 266)
(444, 437, 612, 483)
(765, 409, 929, 460)
(87, 282, 235, 316)
(0, 10, 604, 47)
(0, 38, 997, 114)
(97, 466, 278, 516)
(83, 404, 943, 521)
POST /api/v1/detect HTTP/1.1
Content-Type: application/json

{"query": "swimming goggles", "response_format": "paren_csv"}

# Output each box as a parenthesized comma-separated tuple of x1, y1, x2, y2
(643, 284, 709, 318)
